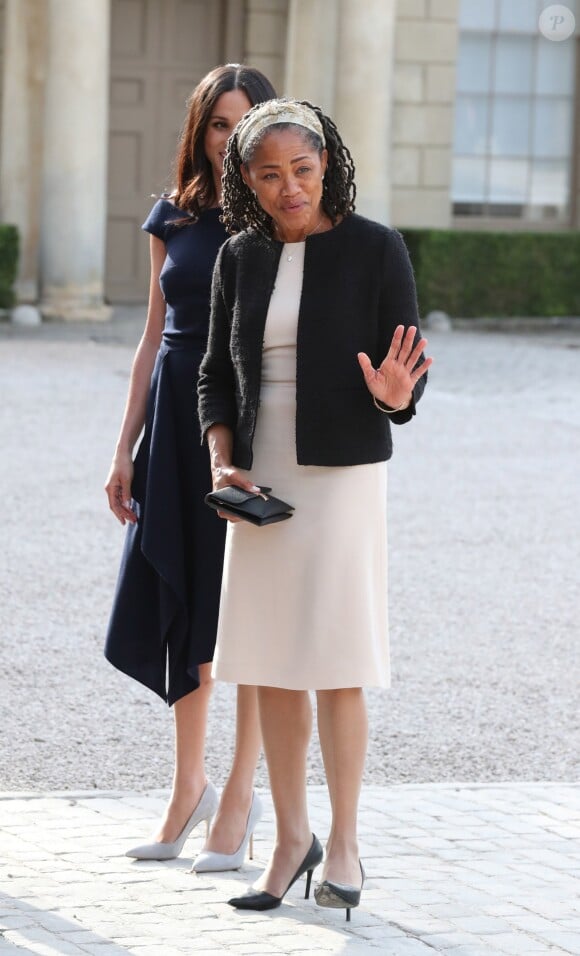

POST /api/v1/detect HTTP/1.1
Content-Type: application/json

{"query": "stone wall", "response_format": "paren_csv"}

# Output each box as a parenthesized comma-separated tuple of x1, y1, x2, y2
(575, 35, 580, 229)
(0, 0, 4, 162)
(391, 0, 459, 228)
(244, 0, 289, 96)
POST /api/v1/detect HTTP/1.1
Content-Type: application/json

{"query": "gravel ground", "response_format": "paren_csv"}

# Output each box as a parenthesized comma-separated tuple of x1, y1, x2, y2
(1, 311, 578, 791)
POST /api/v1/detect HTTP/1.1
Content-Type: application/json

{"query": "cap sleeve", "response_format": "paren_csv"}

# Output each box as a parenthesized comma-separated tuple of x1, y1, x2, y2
(142, 198, 180, 241)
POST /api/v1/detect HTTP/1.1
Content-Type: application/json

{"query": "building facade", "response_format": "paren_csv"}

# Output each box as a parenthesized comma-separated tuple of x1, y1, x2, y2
(0, 0, 578, 316)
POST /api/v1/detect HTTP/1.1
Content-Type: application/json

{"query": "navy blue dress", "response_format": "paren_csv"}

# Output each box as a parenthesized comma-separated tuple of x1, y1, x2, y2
(105, 199, 227, 705)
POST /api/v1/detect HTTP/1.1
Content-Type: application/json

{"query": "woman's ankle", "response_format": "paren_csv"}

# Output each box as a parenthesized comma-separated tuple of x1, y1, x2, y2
(167, 775, 208, 807)
(322, 835, 361, 884)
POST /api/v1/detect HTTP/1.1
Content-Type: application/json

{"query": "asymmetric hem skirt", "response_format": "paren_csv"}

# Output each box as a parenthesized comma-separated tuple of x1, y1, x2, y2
(105, 342, 226, 705)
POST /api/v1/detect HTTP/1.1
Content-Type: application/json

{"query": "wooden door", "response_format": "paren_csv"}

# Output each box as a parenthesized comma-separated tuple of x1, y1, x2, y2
(106, 0, 225, 302)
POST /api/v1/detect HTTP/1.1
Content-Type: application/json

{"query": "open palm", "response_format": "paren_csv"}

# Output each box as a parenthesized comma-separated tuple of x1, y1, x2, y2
(358, 325, 432, 409)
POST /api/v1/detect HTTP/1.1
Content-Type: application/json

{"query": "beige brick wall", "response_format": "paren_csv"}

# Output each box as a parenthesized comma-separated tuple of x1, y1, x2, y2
(391, 0, 459, 228)
(0, 0, 4, 160)
(243, 0, 289, 96)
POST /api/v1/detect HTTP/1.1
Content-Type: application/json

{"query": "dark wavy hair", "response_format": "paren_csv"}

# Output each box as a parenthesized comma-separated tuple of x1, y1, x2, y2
(221, 99, 356, 236)
(171, 64, 276, 221)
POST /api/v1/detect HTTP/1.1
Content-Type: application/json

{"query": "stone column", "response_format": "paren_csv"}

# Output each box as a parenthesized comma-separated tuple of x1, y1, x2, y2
(0, 0, 46, 303)
(39, 0, 111, 320)
(334, 0, 396, 224)
(284, 0, 339, 111)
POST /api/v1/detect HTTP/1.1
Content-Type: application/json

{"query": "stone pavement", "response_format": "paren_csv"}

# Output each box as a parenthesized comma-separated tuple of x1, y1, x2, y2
(1, 783, 579, 955)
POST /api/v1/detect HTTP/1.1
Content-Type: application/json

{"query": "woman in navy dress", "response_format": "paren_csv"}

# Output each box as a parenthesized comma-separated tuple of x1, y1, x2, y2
(104, 64, 276, 867)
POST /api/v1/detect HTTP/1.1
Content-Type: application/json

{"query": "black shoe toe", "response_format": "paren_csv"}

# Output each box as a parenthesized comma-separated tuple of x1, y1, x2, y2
(228, 889, 281, 911)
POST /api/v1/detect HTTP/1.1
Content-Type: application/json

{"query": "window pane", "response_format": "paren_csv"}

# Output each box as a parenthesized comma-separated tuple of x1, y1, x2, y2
(532, 98, 573, 157)
(452, 157, 487, 201)
(490, 97, 531, 156)
(454, 0, 576, 221)
(494, 36, 534, 94)
(489, 158, 530, 201)
(498, 0, 538, 32)
(530, 158, 569, 205)
(536, 39, 575, 95)
(457, 34, 493, 92)
(454, 95, 490, 155)
(459, 0, 496, 30)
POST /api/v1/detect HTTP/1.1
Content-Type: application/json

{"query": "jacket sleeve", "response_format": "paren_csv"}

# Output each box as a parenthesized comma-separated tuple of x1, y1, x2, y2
(197, 243, 238, 441)
(377, 228, 427, 425)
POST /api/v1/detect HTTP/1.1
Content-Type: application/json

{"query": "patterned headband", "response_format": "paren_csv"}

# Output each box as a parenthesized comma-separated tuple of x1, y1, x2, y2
(236, 99, 326, 160)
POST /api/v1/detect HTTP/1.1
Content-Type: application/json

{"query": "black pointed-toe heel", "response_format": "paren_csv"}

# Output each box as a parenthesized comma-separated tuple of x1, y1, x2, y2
(228, 833, 323, 911)
(314, 860, 365, 922)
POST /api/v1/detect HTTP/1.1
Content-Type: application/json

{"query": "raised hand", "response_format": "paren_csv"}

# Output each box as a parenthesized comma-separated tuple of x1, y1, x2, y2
(358, 325, 432, 410)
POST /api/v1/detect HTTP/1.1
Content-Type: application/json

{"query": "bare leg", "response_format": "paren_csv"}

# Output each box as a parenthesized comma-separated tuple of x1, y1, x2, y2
(253, 687, 314, 897)
(316, 687, 367, 886)
(154, 662, 214, 843)
(203, 683, 262, 854)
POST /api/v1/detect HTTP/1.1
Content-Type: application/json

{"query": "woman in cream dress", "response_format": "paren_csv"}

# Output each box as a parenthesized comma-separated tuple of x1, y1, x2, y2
(213, 240, 390, 691)
(198, 99, 431, 918)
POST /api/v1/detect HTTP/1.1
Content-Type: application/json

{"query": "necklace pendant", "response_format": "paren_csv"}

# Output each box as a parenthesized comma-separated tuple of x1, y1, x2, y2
(287, 255, 293, 261)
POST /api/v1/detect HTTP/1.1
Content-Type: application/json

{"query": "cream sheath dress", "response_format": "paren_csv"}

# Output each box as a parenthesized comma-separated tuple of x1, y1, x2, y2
(211, 242, 390, 690)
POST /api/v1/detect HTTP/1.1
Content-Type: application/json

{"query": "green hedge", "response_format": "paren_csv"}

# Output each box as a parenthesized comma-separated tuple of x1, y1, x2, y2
(400, 228, 580, 319)
(0, 224, 19, 309)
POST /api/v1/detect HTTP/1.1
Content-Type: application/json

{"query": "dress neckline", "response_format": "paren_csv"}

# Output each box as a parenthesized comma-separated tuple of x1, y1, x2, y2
(282, 241, 306, 263)
(160, 196, 222, 217)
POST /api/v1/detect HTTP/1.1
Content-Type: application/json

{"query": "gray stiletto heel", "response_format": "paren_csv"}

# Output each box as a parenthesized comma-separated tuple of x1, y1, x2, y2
(125, 781, 219, 861)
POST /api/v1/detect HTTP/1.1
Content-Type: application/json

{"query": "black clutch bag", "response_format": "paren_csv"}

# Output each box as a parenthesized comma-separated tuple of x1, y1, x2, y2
(204, 485, 294, 526)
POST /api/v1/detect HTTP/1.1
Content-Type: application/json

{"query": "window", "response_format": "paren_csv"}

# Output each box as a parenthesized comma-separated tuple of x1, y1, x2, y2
(452, 0, 577, 222)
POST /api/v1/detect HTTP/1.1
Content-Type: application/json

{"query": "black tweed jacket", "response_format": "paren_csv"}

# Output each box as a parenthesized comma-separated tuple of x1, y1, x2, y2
(197, 213, 426, 469)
